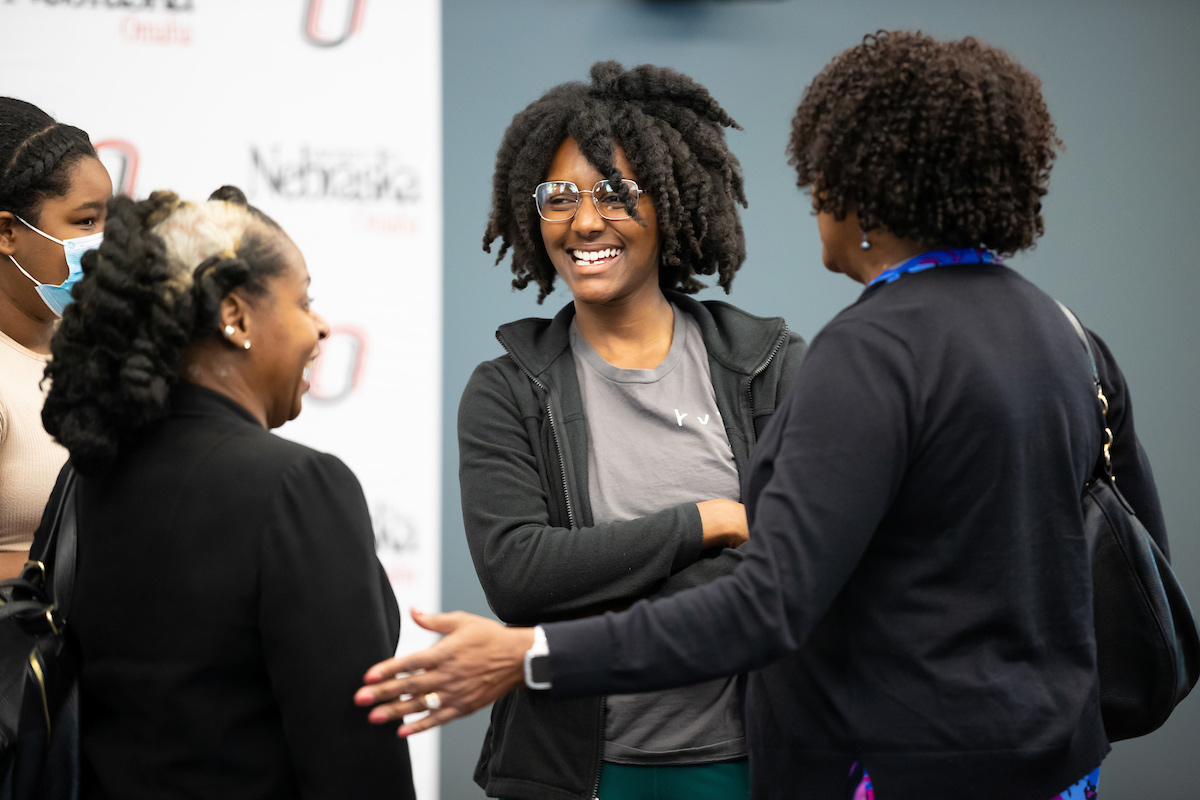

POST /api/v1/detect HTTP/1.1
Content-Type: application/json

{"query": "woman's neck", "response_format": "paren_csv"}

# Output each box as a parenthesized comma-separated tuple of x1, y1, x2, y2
(0, 291, 55, 354)
(855, 238, 936, 286)
(179, 344, 269, 428)
(854, 236, 955, 286)
(572, 288, 675, 370)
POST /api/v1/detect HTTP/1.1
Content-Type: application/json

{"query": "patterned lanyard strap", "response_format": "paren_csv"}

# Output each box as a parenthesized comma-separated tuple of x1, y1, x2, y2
(866, 247, 1004, 288)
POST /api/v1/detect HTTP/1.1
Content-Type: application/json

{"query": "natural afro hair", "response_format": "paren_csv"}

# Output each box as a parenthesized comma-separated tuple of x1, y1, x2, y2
(483, 60, 747, 303)
(789, 31, 1061, 255)
(0, 97, 98, 225)
(42, 186, 289, 474)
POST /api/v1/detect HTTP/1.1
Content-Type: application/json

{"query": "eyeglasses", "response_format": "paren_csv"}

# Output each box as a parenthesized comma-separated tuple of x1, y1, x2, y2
(532, 179, 644, 222)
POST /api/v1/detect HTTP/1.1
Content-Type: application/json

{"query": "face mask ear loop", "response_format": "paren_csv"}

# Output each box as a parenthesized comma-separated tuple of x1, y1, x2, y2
(13, 214, 66, 246)
(8, 254, 44, 287)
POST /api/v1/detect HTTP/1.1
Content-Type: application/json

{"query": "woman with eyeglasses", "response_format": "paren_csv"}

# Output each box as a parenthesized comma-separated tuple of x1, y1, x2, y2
(0, 98, 111, 580)
(360, 33, 1169, 800)
(446, 62, 805, 800)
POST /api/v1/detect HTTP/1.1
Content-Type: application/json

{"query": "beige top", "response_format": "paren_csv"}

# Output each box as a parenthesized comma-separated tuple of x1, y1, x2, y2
(0, 328, 67, 551)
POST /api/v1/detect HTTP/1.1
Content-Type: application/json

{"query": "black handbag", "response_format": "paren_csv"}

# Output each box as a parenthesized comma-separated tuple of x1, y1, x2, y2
(0, 467, 81, 800)
(1058, 304, 1200, 741)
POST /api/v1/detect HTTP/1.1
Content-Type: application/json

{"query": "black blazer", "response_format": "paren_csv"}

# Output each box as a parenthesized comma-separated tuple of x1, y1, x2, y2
(35, 384, 415, 800)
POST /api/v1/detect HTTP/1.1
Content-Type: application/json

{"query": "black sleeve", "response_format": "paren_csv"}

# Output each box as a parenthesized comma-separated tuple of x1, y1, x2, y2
(259, 452, 415, 800)
(1087, 329, 1169, 557)
(545, 319, 909, 695)
(649, 541, 750, 599)
(457, 360, 705, 624)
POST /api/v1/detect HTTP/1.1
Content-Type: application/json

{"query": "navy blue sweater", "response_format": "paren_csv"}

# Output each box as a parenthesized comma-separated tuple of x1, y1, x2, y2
(546, 264, 1165, 800)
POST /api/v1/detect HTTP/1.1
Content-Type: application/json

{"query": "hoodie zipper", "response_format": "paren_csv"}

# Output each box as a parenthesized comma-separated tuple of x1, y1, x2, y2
(497, 332, 602, 796)
(496, 333, 577, 529)
(746, 324, 790, 425)
(591, 702, 606, 799)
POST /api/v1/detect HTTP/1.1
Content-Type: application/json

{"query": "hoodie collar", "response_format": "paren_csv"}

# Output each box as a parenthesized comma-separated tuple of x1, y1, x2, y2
(496, 289, 786, 379)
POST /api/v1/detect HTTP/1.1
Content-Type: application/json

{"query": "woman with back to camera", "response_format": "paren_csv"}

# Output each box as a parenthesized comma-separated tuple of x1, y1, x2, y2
(35, 187, 416, 799)
(449, 62, 806, 800)
(360, 32, 1168, 800)
(0, 98, 110, 580)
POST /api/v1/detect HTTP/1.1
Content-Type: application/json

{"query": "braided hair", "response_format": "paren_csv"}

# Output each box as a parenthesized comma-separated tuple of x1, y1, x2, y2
(0, 97, 98, 224)
(484, 61, 748, 303)
(42, 186, 289, 474)
(788, 31, 1061, 255)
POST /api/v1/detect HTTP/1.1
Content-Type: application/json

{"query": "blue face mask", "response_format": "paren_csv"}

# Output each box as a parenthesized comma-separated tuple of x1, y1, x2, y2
(7, 215, 103, 317)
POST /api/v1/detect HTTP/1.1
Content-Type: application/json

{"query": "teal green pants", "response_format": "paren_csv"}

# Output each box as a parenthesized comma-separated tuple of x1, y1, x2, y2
(595, 759, 750, 800)
(500, 758, 749, 800)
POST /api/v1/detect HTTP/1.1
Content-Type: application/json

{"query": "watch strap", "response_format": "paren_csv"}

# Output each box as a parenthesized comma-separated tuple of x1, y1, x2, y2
(524, 625, 552, 690)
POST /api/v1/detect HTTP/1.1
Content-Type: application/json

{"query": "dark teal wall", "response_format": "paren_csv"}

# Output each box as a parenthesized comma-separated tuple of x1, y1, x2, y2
(442, 2, 1200, 797)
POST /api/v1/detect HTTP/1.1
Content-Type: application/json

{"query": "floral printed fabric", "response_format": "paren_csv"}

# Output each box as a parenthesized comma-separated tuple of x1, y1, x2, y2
(850, 766, 1100, 799)
(1054, 768, 1101, 800)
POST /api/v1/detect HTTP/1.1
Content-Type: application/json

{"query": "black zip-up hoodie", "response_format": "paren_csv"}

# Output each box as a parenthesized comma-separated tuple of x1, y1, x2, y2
(457, 291, 806, 800)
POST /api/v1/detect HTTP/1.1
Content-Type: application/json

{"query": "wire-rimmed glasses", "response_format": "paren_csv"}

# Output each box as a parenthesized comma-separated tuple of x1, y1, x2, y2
(532, 179, 644, 222)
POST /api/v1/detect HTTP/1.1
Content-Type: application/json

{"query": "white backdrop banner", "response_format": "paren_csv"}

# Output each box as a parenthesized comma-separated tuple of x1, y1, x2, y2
(1, 0, 442, 796)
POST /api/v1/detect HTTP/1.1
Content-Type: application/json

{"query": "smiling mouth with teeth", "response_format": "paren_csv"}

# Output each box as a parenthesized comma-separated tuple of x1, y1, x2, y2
(571, 247, 623, 265)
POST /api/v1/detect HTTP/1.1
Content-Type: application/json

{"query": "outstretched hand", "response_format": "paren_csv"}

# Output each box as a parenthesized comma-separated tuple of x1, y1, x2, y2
(354, 609, 534, 737)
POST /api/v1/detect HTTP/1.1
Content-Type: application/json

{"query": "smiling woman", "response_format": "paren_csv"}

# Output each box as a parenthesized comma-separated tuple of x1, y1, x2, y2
(442, 62, 808, 800)
(536, 138, 661, 313)
(32, 187, 417, 799)
(0, 97, 110, 580)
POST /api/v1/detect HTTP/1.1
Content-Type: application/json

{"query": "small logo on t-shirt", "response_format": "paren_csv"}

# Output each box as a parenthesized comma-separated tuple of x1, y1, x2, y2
(674, 409, 712, 427)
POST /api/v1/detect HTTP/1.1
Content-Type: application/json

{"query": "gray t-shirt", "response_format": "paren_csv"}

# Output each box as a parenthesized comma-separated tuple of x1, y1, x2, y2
(570, 307, 746, 765)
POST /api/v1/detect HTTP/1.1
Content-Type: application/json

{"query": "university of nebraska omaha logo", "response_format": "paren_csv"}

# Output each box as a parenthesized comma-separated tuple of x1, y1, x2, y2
(93, 139, 139, 196)
(302, 0, 366, 48)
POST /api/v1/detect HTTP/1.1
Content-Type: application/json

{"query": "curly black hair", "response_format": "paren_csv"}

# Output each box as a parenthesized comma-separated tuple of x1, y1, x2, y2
(789, 31, 1061, 255)
(484, 61, 747, 302)
(0, 97, 98, 224)
(42, 186, 289, 474)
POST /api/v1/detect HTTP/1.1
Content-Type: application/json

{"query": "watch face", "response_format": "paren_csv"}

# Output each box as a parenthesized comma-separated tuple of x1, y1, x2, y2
(530, 654, 552, 686)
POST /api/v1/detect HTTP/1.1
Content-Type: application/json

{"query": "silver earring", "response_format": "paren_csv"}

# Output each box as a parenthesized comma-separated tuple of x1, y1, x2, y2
(860, 231, 871, 251)
(243, 340, 251, 350)
(223, 325, 235, 338)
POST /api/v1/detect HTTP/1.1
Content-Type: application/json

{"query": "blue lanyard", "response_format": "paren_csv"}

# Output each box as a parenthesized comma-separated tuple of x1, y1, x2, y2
(866, 247, 1003, 288)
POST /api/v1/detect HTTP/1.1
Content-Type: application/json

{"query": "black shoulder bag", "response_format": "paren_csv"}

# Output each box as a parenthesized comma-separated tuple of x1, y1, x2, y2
(0, 468, 81, 800)
(1058, 304, 1200, 741)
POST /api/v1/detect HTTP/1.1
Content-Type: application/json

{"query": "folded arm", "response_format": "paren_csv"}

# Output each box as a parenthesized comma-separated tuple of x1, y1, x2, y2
(458, 360, 720, 623)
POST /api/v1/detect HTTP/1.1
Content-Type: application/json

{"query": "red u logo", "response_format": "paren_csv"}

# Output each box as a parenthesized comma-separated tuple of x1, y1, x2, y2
(303, 0, 367, 48)
(308, 325, 368, 404)
(93, 139, 139, 196)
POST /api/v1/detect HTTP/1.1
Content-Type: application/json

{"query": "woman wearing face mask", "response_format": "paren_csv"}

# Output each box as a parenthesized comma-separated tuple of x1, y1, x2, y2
(34, 186, 416, 799)
(0, 97, 110, 580)
(435, 62, 806, 800)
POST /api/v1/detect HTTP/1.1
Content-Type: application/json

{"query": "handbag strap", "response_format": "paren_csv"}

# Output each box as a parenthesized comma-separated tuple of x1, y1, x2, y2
(48, 468, 79, 621)
(0, 598, 56, 625)
(1054, 301, 1115, 480)
(0, 467, 80, 632)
